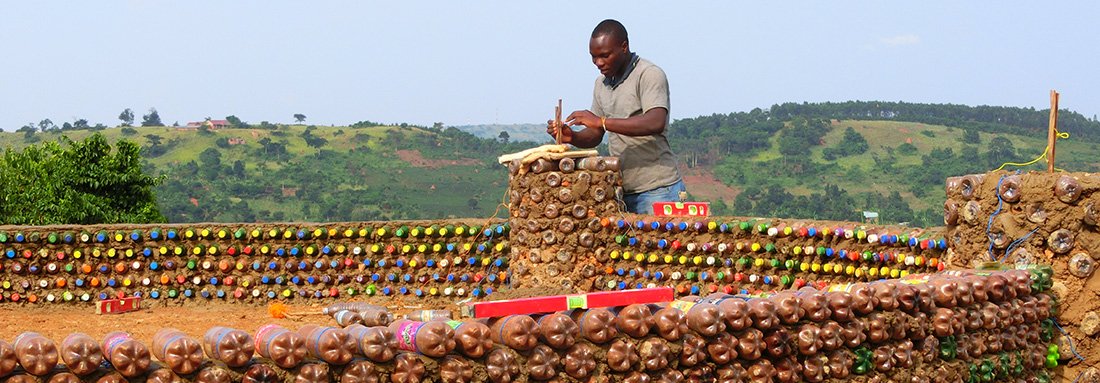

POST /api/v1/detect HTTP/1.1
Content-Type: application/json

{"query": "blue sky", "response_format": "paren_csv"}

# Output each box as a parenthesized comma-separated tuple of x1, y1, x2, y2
(2, 1, 1098, 131)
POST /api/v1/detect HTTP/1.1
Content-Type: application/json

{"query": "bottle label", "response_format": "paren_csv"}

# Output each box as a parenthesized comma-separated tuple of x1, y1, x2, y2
(396, 321, 423, 353)
(668, 300, 696, 312)
(103, 332, 131, 356)
(254, 324, 286, 355)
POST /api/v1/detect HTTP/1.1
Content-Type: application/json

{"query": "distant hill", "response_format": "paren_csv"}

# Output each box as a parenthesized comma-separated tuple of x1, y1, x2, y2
(454, 123, 547, 143)
(4, 101, 1097, 225)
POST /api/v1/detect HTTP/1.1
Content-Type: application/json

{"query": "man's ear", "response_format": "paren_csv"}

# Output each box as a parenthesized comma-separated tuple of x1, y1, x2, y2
(620, 40, 629, 52)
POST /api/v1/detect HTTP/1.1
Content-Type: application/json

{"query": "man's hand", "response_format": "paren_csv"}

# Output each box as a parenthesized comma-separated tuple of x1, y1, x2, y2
(565, 110, 603, 131)
(546, 119, 574, 144)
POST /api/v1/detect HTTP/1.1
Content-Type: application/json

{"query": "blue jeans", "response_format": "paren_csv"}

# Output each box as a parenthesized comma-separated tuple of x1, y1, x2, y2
(622, 180, 686, 215)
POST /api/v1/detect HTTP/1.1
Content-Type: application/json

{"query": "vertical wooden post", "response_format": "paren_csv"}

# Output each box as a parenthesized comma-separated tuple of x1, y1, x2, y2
(554, 99, 563, 145)
(1047, 90, 1060, 173)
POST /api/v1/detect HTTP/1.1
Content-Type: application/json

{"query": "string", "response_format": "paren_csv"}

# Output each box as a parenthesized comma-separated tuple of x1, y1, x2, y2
(994, 130, 1069, 171)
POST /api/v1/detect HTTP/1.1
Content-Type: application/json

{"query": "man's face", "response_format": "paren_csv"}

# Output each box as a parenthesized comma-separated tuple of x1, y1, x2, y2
(589, 34, 629, 77)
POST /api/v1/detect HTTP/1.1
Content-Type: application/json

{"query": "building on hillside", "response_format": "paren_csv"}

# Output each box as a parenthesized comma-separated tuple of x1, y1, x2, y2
(228, 138, 246, 145)
(184, 120, 231, 129)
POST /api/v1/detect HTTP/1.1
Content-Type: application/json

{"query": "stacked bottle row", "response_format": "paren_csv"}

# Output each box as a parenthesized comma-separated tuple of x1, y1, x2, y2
(507, 156, 624, 291)
(0, 268, 1056, 383)
(528, 215, 948, 296)
(0, 220, 512, 304)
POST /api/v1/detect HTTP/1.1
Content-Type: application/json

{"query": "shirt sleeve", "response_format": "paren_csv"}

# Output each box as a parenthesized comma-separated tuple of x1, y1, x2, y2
(638, 65, 670, 114)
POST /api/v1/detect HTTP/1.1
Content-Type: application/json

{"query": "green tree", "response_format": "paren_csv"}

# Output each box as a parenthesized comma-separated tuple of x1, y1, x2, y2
(498, 130, 510, 144)
(0, 133, 165, 224)
(294, 114, 306, 123)
(38, 119, 56, 132)
(119, 108, 135, 126)
(225, 115, 251, 129)
(985, 137, 1017, 168)
(199, 147, 222, 168)
(142, 108, 163, 126)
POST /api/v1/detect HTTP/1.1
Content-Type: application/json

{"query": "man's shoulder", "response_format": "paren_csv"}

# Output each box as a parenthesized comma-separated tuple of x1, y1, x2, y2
(636, 57, 663, 71)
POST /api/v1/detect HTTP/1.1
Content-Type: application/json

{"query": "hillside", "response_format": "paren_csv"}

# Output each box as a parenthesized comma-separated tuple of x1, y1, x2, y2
(4, 101, 1097, 225)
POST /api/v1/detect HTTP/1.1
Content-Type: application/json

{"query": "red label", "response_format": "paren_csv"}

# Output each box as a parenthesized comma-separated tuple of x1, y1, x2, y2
(653, 202, 709, 217)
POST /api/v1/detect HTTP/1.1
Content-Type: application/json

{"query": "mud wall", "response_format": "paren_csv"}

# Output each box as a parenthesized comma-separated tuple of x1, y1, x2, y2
(0, 220, 510, 305)
(0, 270, 1059, 383)
(945, 170, 1100, 376)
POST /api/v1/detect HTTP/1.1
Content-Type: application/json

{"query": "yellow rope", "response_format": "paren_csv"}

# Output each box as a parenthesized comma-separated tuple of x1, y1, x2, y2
(994, 130, 1070, 171)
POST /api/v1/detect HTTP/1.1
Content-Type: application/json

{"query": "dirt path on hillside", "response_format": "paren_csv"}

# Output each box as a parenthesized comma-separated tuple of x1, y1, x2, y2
(681, 166, 739, 204)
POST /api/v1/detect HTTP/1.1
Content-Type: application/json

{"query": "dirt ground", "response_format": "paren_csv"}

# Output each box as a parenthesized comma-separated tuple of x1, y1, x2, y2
(0, 302, 320, 344)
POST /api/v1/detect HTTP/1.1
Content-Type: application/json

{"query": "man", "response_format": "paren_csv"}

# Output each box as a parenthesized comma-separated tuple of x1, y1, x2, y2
(547, 19, 684, 215)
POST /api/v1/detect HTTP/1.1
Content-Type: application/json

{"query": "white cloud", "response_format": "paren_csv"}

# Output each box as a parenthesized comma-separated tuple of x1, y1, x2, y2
(879, 34, 921, 47)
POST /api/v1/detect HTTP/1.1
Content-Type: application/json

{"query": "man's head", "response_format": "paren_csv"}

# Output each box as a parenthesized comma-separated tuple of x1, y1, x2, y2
(589, 19, 631, 78)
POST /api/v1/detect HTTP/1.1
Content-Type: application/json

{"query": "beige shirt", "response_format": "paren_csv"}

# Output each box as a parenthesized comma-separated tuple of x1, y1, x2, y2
(591, 57, 682, 194)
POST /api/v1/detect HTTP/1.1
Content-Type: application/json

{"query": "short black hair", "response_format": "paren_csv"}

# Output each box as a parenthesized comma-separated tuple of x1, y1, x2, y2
(592, 19, 628, 44)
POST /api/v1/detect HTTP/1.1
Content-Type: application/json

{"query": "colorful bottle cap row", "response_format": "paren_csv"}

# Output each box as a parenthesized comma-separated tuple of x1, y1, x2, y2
(1, 269, 510, 290)
(0, 224, 510, 244)
(2, 241, 510, 260)
(610, 237, 946, 253)
(0, 284, 498, 303)
(608, 219, 944, 246)
(2, 254, 509, 277)
(606, 250, 942, 269)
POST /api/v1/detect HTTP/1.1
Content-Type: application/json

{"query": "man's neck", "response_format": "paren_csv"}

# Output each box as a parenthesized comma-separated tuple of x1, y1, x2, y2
(603, 53, 639, 89)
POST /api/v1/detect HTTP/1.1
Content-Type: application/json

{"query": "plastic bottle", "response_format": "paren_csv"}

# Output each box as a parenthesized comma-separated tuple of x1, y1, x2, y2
(388, 319, 456, 358)
(254, 324, 306, 369)
(60, 333, 103, 376)
(12, 332, 58, 376)
(344, 324, 396, 363)
(101, 332, 150, 378)
(405, 310, 453, 322)
(202, 327, 254, 368)
(0, 339, 16, 378)
(298, 324, 356, 365)
(151, 329, 203, 375)
(333, 310, 363, 327)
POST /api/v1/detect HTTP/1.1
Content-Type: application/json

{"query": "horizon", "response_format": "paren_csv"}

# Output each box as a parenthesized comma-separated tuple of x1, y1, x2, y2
(2, 2, 1098, 131)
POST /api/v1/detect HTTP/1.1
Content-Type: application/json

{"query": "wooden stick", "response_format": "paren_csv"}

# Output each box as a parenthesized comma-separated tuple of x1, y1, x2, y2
(1047, 90, 1060, 173)
(555, 99, 563, 145)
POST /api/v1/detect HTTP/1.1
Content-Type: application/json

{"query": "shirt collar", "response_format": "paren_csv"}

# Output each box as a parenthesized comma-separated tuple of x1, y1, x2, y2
(602, 53, 640, 90)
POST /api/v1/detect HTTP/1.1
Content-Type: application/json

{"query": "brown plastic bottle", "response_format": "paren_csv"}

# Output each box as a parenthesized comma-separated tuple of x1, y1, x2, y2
(254, 324, 307, 369)
(7, 374, 39, 383)
(151, 328, 204, 375)
(447, 320, 492, 358)
(358, 308, 394, 327)
(60, 333, 104, 376)
(195, 366, 233, 383)
(339, 359, 379, 383)
(295, 362, 331, 383)
(486, 315, 538, 351)
(101, 331, 151, 378)
(344, 325, 396, 363)
(243, 364, 278, 383)
(146, 368, 180, 383)
(202, 326, 255, 367)
(47, 372, 81, 383)
(298, 324, 356, 365)
(533, 313, 578, 350)
(0, 339, 17, 378)
(12, 331, 59, 376)
(388, 319, 456, 358)
(333, 310, 364, 327)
